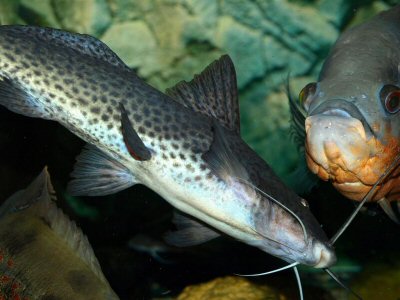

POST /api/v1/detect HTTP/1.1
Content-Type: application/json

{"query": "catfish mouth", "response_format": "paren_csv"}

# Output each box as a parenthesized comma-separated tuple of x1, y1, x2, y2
(304, 99, 393, 201)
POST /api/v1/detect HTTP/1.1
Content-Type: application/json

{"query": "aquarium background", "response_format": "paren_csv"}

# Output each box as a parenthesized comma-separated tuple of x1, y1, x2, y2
(0, 0, 399, 299)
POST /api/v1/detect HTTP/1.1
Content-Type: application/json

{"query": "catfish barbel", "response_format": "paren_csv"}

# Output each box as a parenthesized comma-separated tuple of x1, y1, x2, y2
(0, 25, 335, 271)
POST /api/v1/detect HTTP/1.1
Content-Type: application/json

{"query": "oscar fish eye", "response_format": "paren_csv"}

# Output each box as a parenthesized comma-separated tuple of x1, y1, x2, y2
(299, 82, 317, 111)
(380, 84, 400, 114)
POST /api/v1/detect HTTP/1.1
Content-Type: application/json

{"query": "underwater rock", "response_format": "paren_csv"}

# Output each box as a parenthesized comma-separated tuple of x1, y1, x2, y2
(19, 0, 60, 27)
(214, 16, 266, 89)
(102, 21, 157, 76)
(0, 0, 23, 25)
(176, 276, 286, 300)
(51, 0, 111, 36)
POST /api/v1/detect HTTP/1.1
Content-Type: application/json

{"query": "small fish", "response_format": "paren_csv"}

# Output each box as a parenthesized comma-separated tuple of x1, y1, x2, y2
(290, 5, 400, 217)
(0, 26, 335, 271)
(0, 167, 119, 300)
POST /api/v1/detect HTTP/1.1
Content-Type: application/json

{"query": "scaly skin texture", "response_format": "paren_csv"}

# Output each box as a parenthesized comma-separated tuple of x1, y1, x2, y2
(0, 210, 118, 300)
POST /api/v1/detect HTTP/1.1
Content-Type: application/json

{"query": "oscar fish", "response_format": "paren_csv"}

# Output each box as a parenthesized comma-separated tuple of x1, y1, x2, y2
(0, 25, 335, 270)
(291, 5, 400, 218)
(0, 167, 119, 299)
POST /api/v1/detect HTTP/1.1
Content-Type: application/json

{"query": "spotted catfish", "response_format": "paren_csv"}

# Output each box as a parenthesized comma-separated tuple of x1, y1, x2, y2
(290, 5, 400, 218)
(0, 167, 119, 299)
(0, 26, 335, 268)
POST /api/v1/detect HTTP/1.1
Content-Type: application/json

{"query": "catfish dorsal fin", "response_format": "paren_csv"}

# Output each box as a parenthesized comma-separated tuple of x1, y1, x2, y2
(0, 167, 109, 284)
(166, 55, 240, 133)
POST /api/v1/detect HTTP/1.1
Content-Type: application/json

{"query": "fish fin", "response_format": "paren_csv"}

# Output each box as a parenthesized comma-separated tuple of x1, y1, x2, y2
(0, 166, 55, 218)
(164, 211, 220, 247)
(67, 144, 137, 196)
(202, 120, 249, 182)
(287, 78, 307, 150)
(0, 167, 110, 284)
(378, 197, 400, 224)
(287, 153, 319, 194)
(166, 55, 240, 133)
(6, 26, 131, 71)
(0, 77, 51, 119)
(119, 103, 152, 161)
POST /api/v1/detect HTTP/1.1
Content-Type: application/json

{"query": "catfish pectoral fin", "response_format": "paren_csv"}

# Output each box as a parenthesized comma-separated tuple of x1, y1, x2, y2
(119, 103, 152, 161)
(67, 144, 137, 196)
(164, 211, 220, 247)
(0, 77, 50, 119)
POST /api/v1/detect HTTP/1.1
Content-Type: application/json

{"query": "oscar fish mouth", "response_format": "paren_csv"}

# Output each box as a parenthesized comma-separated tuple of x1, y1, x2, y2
(305, 104, 400, 202)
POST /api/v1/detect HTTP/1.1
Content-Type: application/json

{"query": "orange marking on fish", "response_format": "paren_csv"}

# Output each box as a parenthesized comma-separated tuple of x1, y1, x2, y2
(0, 275, 10, 284)
(7, 258, 14, 268)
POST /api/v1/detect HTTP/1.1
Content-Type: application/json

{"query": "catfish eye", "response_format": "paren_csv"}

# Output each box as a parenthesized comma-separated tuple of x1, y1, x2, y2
(299, 82, 317, 111)
(380, 84, 400, 114)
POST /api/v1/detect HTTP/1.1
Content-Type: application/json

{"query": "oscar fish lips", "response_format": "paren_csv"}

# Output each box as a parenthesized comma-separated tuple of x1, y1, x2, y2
(305, 114, 400, 201)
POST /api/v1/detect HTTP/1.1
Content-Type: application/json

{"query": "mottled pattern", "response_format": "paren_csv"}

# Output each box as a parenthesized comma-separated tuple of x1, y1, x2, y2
(0, 25, 333, 267)
(0, 25, 213, 185)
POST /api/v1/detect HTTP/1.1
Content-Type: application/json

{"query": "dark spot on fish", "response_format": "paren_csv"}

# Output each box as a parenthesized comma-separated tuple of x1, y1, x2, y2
(4, 53, 15, 62)
(172, 143, 179, 150)
(143, 107, 150, 116)
(133, 113, 143, 122)
(66, 270, 92, 294)
(72, 87, 79, 94)
(0, 229, 36, 256)
(144, 120, 151, 128)
(194, 175, 201, 181)
(162, 153, 168, 159)
(107, 124, 113, 129)
(101, 114, 109, 121)
(33, 70, 41, 76)
(148, 131, 155, 138)
(90, 106, 100, 114)
(173, 162, 181, 167)
(165, 134, 171, 140)
(100, 95, 107, 103)
(78, 97, 89, 106)
(33, 79, 40, 85)
(54, 84, 63, 91)
(64, 78, 74, 85)
(170, 152, 176, 159)
(91, 95, 98, 102)
(183, 142, 190, 149)
(184, 178, 191, 183)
